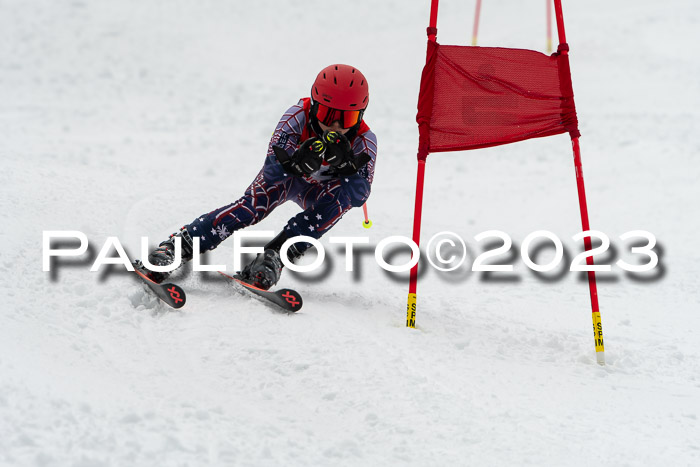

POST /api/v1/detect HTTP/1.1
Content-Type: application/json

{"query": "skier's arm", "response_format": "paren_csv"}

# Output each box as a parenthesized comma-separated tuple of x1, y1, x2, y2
(263, 104, 305, 183)
(339, 130, 377, 207)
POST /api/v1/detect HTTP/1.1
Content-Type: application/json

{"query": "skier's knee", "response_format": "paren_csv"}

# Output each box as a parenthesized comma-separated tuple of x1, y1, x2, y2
(341, 179, 370, 208)
(232, 198, 264, 225)
(343, 186, 369, 208)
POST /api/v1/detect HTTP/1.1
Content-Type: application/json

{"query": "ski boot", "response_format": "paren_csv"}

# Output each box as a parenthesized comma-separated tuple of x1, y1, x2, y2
(239, 231, 305, 290)
(240, 249, 284, 290)
(143, 227, 194, 283)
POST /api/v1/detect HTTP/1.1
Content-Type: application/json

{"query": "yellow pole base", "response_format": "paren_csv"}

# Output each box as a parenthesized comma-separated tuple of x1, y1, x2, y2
(406, 293, 417, 328)
(592, 311, 605, 365)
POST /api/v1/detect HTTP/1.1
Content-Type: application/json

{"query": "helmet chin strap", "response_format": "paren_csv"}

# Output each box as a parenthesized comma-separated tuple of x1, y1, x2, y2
(343, 124, 360, 142)
(309, 117, 324, 138)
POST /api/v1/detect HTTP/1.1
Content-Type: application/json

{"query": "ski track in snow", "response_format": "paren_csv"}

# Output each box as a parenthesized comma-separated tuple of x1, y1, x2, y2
(2, 0, 700, 465)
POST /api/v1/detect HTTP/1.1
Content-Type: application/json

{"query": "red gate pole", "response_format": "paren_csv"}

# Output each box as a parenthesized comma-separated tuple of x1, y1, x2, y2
(471, 0, 482, 46)
(407, 158, 427, 327)
(407, 0, 439, 328)
(554, 0, 605, 365)
(546, 0, 553, 53)
(428, 0, 439, 41)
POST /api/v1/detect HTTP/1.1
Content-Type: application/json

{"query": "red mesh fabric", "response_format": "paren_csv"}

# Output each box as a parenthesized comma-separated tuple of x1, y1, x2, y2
(416, 41, 580, 156)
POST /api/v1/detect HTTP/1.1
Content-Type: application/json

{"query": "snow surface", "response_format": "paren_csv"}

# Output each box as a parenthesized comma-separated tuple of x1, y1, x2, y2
(2, 0, 700, 465)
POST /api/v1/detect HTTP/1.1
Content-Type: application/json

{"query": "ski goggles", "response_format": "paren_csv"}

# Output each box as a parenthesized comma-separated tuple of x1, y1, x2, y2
(313, 102, 363, 129)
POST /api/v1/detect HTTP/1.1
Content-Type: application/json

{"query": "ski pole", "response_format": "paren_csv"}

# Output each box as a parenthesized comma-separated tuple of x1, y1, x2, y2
(471, 0, 482, 46)
(362, 203, 372, 228)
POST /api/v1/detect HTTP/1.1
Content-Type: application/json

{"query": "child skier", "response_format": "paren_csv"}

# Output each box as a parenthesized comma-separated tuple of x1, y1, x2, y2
(140, 64, 377, 290)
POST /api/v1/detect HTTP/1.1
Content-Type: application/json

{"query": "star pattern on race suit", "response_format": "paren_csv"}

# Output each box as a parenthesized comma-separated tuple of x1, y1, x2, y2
(215, 225, 230, 240)
(192, 226, 197, 231)
(304, 215, 309, 220)
(316, 214, 322, 220)
(308, 225, 314, 231)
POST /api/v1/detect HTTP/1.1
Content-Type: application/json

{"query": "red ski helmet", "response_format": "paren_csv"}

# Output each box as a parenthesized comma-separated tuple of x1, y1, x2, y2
(311, 64, 369, 111)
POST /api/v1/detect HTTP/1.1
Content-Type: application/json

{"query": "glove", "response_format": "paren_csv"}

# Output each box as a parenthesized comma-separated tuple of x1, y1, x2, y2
(322, 131, 353, 166)
(273, 138, 326, 177)
(322, 130, 371, 176)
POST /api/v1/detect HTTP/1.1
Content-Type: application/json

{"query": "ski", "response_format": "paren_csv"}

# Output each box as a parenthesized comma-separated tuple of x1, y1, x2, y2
(133, 262, 186, 309)
(218, 271, 302, 312)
